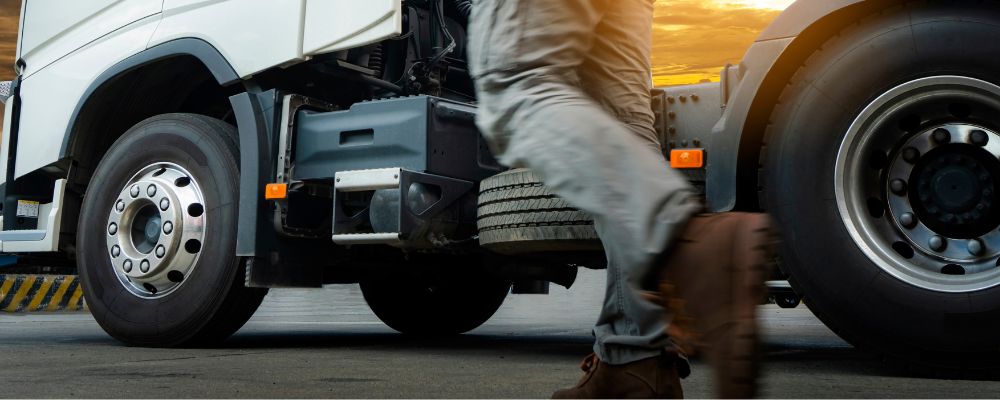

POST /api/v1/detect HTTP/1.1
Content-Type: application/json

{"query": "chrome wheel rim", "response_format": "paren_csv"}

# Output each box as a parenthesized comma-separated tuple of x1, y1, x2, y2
(106, 163, 206, 299)
(837, 76, 1000, 293)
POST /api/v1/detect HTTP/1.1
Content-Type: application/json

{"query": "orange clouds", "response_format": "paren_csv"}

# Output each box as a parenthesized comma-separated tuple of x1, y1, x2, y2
(652, 0, 784, 86)
(0, 0, 17, 81)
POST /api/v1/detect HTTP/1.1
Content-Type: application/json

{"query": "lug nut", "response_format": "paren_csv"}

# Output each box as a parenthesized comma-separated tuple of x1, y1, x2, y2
(108, 223, 118, 235)
(159, 198, 170, 211)
(902, 147, 921, 164)
(968, 238, 985, 256)
(140, 259, 150, 273)
(900, 213, 917, 229)
(971, 130, 989, 146)
(116, 200, 125, 212)
(155, 245, 166, 258)
(929, 236, 947, 252)
(890, 179, 907, 195)
(130, 185, 140, 198)
(933, 128, 952, 144)
(123, 260, 133, 273)
(163, 221, 174, 234)
(111, 245, 121, 258)
(147, 185, 157, 197)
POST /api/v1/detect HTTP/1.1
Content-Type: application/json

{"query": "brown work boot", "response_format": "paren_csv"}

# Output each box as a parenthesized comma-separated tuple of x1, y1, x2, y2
(551, 353, 684, 399)
(657, 213, 775, 399)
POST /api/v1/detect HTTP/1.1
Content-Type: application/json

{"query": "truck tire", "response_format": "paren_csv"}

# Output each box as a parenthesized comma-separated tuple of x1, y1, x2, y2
(762, 2, 1000, 368)
(78, 113, 267, 347)
(360, 264, 510, 335)
(477, 169, 601, 254)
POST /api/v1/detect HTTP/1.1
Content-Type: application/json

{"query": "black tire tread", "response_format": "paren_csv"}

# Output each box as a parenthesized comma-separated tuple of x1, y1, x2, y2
(477, 169, 601, 254)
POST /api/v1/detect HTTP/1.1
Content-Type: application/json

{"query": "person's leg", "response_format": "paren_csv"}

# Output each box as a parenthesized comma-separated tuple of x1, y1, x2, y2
(468, 0, 701, 365)
(574, 0, 704, 365)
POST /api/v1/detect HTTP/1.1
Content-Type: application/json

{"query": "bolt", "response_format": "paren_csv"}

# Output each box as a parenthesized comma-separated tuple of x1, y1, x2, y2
(111, 245, 121, 258)
(147, 185, 157, 197)
(667, 96, 675, 104)
(116, 200, 125, 212)
(693, 139, 702, 147)
(933, 128, 952, 144)
(971, 130, 989, 146)
(691, 94, 700, 102)
(903, 147, 921, 164)
(123, 260, 133, 273)
(929, 236, 947, 252)
(968, 238, 985, 256)
(668, 127, 677, 135)
(159, 198, 170, 211)
(163, 221, 174, 235)
(668, 111, 676, 120)
(130, 185, 140, 198)
(155, 245, 166, 258)
(108, 223, 118, 235)
(890, 179, 907, 195)
(900, 212, 917, 229)
(140, 259, 150, 273)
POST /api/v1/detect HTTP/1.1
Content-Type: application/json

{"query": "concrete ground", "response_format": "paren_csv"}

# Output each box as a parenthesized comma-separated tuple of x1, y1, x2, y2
(2, 269, 998, 398)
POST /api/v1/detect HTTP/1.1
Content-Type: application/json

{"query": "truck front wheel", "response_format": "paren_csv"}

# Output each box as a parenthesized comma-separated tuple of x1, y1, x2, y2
(78, 113, 267, 347)
(763, 2, 1000, 368)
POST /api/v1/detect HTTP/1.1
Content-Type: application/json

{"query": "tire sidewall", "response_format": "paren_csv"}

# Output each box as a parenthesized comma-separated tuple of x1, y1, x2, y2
(766, 4, 1000, 362)
(78, 114, 240, 346)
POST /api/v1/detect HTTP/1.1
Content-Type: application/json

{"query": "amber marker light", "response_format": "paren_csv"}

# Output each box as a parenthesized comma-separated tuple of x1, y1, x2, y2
(265, 183, 287, 200)
(670, 149, 705, 169)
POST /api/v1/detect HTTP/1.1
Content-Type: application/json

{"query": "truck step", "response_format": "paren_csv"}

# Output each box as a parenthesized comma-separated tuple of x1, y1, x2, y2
(334, 168, 401, 192)
(331, 232, 402, 245)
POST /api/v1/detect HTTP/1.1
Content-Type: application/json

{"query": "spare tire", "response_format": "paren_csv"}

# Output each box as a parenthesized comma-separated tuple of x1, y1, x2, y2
(477, 169, 601, 254)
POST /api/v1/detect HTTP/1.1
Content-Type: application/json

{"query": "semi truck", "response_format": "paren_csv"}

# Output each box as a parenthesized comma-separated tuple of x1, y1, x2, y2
(2, 0, 999, 370)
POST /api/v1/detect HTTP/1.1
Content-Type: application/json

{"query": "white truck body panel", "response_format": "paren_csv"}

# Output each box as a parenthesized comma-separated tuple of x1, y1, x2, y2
(302, 0, 402, 56)
(4, 0, 405, 187)
(150, 0, 306, 78)
(18, 0, 162, 78)
(12, 15, 162, 181)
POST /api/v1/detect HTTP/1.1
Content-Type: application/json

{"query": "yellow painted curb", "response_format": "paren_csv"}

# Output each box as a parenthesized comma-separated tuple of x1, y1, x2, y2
(0, 275, 87, 313)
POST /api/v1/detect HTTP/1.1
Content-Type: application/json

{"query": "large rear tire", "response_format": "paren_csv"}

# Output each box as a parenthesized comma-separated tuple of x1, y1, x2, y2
(78, 113, 267, 347)
(763, 2, 1000, 368)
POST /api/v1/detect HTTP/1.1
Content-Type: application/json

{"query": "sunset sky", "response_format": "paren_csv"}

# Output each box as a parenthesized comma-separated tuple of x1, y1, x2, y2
(0, 0, 791, 84)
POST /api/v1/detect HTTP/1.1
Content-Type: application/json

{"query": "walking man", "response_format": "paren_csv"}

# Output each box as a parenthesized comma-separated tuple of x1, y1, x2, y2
(468, 0, 774, 397)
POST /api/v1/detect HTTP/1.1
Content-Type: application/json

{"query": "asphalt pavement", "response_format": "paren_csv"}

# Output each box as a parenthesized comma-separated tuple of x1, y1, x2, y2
(2, 269, 999, 398)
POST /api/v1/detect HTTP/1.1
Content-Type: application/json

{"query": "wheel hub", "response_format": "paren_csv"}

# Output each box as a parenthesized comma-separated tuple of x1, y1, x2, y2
(909, 143, 1000, 238)
(106, 163, 206, 298)
(837, 75, 1000, 293)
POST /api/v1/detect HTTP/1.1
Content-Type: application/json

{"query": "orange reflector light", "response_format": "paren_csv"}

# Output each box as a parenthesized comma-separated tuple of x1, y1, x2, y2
(670, 149, 705, 169)
(265, 183, 287, 200)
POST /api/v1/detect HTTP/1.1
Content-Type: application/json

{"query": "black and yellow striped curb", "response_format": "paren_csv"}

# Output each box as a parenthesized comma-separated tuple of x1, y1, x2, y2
(0, 275, 87, 313)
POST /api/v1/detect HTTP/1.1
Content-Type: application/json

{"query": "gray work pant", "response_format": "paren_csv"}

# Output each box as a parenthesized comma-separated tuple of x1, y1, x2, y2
(468, 0, 702, 364)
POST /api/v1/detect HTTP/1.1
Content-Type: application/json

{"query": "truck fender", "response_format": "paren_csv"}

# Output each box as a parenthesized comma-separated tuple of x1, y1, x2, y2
(707, 0, 895, 211)
(59, 38, 240, 159)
